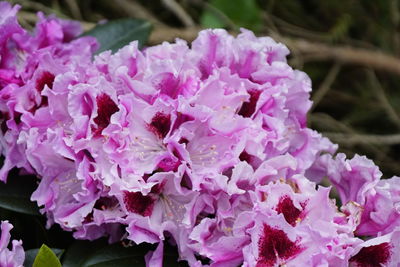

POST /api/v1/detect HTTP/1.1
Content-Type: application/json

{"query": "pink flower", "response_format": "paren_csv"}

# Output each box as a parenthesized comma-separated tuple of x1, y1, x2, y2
(322, 153, 400, 238)
(357, 176, 400, 236)
(324, 153, 381, 206)
(0, 221, 24, 267)
(244, 178, 361, 267)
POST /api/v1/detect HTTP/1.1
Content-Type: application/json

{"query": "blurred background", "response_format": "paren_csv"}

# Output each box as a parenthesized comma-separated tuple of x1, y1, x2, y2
(9, 0, 400, 178)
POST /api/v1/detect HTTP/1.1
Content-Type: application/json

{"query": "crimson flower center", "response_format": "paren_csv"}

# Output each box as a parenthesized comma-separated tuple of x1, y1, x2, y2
(36, 71, 55, 92)
(257, 224, 302, 267)
(238, 89, 261, 117)
(35, 71, 55, 107)
(123, 191, 155, 217)
(350, 242, 391, 267)
(148, 112, 171, 139)
(93, 93, 119, 134)
(276, 195, 303, 226)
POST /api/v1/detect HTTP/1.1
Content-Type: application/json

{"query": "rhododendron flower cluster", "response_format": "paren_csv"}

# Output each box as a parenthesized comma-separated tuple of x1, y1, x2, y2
(1, 2, 400, 266)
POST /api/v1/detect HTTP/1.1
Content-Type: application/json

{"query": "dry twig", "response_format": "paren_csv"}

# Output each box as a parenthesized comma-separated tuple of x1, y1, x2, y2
(311, 113, 392, 166)
(323, 132, 400, 145)
(278, 37, 400, 76)
(366, 70, 400, 130)
(65, 0, 82, 20)
(161, 0, 195, 27)
(112, 0, 163, 26)
(311, 63, 341, 111)
(149, 26, 201, 44)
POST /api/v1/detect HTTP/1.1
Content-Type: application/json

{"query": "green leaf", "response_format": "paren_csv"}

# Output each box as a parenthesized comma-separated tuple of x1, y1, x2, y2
(62, 240, 188, 267)
(200, 11, 226, 29)
(25, 248, 63, 267)
(62, 241, 145, 267)
(33, 244, 62, 267)
(0, 173, 40, 216)
(83, 18, 152, 54)
(201, 0, 262, 31)
(61, 240, 108, 267)
(80, 244, 145, 267)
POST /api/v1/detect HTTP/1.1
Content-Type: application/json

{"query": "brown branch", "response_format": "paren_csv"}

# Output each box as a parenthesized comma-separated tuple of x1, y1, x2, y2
(277, 37, 400, 75)
(65, 0, 82, 20)
(105, 0, 163, 26)
(323, 132, 400, 145)
(311, 113, 392, 163)
(161, 0, 195, 27)
(11, 0, 68, 18)
(149, 26, 201, 45)
(366, 70, 400, 130)
(311, 62, 341, 111)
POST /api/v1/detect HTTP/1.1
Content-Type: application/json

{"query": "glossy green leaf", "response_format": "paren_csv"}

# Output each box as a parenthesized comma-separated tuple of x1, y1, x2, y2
(62, 240, 146, 267)
(201, 11, 226, 29)
(25, 248, 63, 267)
(62, 240, 188, 267)
(32, 244, 62, 267)
(0, 173, 40, 216)
(83, 18, 152, 54)
(61, 240, 108, 267)
(201, 0, 262, 31)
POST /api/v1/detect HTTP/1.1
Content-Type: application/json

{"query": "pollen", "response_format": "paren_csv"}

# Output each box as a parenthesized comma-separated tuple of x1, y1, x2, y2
(161, 195, 185, 224)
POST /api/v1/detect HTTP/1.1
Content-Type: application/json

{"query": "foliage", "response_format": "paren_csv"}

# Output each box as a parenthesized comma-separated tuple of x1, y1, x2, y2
(200, 0, 262, 31)
(82, 18, 151, 54)
(32, 245, 62, 267)
(0, 172, 39, 216)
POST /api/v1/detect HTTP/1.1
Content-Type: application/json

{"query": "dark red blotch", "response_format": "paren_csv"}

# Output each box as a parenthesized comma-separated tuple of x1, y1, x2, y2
(93, 94, 119, 135)
(123, 191, 156, 217)
(257, 224, 302, 267)
(36, 71, 55, 92)
(239, 89, 261, 117)
(35, 71, 55, 107)
(149, 112, 171, 139)
(350, 242, 391, 267)
(239, 150, 252, 163)
(276, 195, 303, 226)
